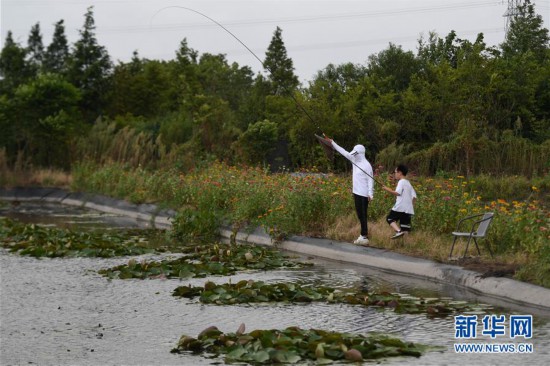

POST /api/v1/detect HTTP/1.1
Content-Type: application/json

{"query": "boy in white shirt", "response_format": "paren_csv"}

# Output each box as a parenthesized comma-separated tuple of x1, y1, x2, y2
(382, 164, 417, 239)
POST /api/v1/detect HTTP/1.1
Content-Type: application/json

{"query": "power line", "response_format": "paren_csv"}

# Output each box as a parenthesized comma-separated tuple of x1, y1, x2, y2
(99, 1, 503, 34)
(142, 27, 505, 62)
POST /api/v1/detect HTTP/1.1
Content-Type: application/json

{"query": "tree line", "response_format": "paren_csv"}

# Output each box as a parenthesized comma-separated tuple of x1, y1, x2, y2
(1, 1, 549, 176)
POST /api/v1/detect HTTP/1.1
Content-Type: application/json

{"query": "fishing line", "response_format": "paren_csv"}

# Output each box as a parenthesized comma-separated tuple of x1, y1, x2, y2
(150, 6, 321, 133)
(150, 6, 382, 185)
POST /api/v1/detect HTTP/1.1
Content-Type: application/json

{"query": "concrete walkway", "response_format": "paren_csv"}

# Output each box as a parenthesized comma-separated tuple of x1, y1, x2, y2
(2, 187, 550, 315)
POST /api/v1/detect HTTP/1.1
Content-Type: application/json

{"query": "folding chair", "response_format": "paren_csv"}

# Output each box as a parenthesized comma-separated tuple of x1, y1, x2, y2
(449, 212, 494, 259)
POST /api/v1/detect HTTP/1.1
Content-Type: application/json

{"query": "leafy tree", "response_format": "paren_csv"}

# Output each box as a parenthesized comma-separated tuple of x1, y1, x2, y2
(237, 73, 271, 131)
(0, 31, 32, 94)
(302, 62, 368, 142)
(417, 31, 460, 68)
(195, 53, 255, 130)
(1, 73, 81, 168)
(501, 0, 549, 63)
(173, 38, 200, 111)
(495, 0, 550, 140)
(158, 111, 194, 147)
(108, 56, 175, 118)
(292, 63, 375, 169)
(197, 54, 233, 103)
(532, 51, 550, 140)
(367, 43, 420, 93)
(43, 20, 69, 74)
(186, 95, 240, 160)
(263, 26, 299, 95)
(485, 53, 540, 135)
(234, 119, 278, 164)
(26, 23, 44, 76)
(227, 63, 255, 129)
(67, 6, 112, 121)
(453, 34, 494, 122)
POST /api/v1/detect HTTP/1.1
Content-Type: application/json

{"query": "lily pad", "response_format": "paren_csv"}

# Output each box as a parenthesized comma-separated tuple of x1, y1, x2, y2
(0, 218, 163, 258)
(99, 243, 311, 279)
(172, 325, 426, 363)
(173, 280, 479, 317)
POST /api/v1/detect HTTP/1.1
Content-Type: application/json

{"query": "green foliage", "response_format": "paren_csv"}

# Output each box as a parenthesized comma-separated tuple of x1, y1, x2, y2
(2, 3, 550, 286)
(515, 244, 550, 287)
(234, 119, 278, 164)
(174, 280, 479, 317)
(66, 6, 112, 121)
(501, 0, 549, 62)
(71, 162, 550, 287)
(0, 2, 550, 176)
(0, 73, 81, 168)
(397, 132, 550, 177)
(0, 31, 33, 93)
(99, 242, 310, 279)
(0, 218, 162, 258)
(26, 23, 44, 76)
(263, 26, 299, 95)
(171, 205, 222, 243)
(71, 161, 180, 204)
(367, 43, 421, 93)
(74, 118, 168, 169)
(176, 94, 242, 162)
(1, 5, 549, 173)
(158, 111, 193, 147)
(172, 326, 428, 363)
(107, 57, 178, 118)
(71, 162, 354, 241)
(43, 20, 69, 74)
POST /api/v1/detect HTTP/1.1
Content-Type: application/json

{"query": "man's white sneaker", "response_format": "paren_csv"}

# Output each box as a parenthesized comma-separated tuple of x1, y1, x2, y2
(391, 231, 405, 239)
(353, 236, 369, 245)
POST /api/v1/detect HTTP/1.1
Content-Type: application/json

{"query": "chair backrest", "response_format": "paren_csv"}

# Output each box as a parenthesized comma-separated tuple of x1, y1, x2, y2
(476, 212, 494, 236)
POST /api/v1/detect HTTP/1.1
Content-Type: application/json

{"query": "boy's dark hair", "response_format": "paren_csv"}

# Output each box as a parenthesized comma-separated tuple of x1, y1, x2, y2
(397, 164, 408, 176)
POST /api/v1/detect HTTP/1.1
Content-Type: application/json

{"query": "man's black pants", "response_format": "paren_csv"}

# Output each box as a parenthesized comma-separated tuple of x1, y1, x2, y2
(354, 194, 369, 237)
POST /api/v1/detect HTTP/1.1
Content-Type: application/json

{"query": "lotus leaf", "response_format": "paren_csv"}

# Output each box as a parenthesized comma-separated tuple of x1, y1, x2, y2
(0, 218, 163, 258)
(99, 242, 310, 279)
(172, 280, 479, 317)
(172, 326, 425, 363)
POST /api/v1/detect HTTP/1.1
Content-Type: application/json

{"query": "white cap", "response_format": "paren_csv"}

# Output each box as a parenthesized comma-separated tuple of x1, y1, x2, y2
(350, 144, 365, 156)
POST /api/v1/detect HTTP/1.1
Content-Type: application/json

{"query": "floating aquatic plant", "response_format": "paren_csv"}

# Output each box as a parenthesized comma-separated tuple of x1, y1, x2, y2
(0, 217, 163, 258)
(171, 324, 428, 364)
(173, 280, 475, 318)
(99, 243, 311, 279)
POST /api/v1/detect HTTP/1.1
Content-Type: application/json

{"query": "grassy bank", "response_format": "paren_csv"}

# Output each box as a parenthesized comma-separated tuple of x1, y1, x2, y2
(2, 161, 549, 288)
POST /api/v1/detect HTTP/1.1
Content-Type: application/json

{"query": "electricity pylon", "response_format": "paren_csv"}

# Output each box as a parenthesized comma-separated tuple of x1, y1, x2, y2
(503, 0, 525, 33)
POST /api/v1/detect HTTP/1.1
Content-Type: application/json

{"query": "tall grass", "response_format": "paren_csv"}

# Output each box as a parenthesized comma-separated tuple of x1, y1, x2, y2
(75, 119, 169, 169)
(0, 148, 72, 188)
(377, 132, 550, 177)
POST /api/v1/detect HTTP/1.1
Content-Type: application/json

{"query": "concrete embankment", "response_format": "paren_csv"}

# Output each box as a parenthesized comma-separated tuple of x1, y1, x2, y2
(2, 187, 550, 315)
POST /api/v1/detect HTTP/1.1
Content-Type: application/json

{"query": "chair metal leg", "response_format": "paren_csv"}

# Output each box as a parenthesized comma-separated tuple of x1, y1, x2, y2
(449, 236, 459, 258)
(485, 241, 494, 258)
(463, 236, 473, 258)
(473, 237, 481, 255)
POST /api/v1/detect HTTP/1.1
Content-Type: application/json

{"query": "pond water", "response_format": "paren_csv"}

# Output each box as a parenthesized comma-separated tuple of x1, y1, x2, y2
(1, 201, 549, 365)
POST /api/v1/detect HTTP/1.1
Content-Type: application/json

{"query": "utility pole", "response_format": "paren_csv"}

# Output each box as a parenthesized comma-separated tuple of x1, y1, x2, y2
(503, 0, 525, 33)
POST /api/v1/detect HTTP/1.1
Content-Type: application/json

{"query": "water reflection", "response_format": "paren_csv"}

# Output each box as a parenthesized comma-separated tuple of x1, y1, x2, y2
(1, 201, 549, 365)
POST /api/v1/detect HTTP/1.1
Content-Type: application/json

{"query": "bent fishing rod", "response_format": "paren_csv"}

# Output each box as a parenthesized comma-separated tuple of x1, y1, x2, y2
(150, 6, 318, 127)
(150, 6, 384, 186)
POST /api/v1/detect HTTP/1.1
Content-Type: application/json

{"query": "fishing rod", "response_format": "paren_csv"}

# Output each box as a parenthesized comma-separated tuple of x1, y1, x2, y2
(150, 6, 384, 185)
(150, 6, 320, 133)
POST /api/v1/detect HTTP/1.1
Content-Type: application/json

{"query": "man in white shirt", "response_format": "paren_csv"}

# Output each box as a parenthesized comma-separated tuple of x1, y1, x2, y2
(329, 139, 374, 245)
(382, 164, 417, 239)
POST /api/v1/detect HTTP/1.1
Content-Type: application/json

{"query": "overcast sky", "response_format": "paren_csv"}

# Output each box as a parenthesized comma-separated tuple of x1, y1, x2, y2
(1, 0, 549, 83)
